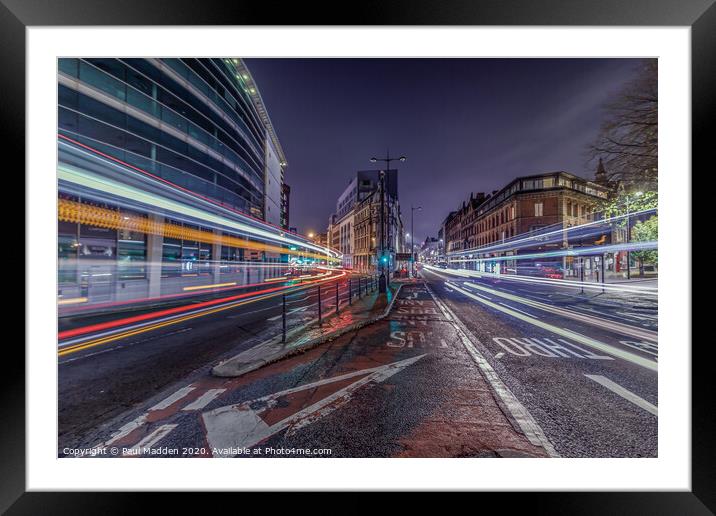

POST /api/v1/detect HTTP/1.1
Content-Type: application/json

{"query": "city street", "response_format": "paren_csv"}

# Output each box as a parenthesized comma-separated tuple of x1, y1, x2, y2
(68, 269, 657, 458)
(420, 266, 657, 457)
(50, 57, 663, 464)
(58, 271, 375, 450)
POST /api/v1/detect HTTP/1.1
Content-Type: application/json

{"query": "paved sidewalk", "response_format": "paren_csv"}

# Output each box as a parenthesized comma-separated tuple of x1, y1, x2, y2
(212, 281, 400, 377)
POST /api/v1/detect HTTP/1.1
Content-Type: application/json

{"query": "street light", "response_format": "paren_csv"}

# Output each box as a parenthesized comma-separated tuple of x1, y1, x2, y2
(369, 152, 406, 293)
(411, 205, 422, 278)
(625, 190, 644, 280)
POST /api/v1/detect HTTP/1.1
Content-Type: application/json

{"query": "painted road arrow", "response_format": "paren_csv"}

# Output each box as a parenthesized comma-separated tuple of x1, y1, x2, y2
(203, 354, 426, 457)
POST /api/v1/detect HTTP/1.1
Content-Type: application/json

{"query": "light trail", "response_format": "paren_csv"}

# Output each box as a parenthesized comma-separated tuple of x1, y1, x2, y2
(423, 264, 657, 296)
(455, 280, 657, 342)
(57, 271, 347, 356)
(447, 240, 657, 262)
(58, 138, 341, 261)
(57, 269, 321, 315)
(446, 282, 657, 371)
(448, 208, 657, 258)
(182, 282, 237, 291)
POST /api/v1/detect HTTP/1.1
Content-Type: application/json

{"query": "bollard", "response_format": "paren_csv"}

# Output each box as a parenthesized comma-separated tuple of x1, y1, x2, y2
(317, 285, 322, 325)
(335, 281, 339, 315)
(281, 293, 286, 343)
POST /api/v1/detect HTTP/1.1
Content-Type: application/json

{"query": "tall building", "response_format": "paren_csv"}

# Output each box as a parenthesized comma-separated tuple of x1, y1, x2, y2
(330, 170, 404, 271)
(281, 183, 291, 230)
(56, 58, 332, 308)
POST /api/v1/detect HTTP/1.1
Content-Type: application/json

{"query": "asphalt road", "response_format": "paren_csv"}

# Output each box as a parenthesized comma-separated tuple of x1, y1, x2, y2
(59, 269, 658, 458)
(78, 281, 549, 458)
(58, 271, 372, 450)
(419, 266, 658, 458)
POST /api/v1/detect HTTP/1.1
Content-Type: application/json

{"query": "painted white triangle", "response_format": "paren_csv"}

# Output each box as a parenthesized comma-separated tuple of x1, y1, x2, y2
(203, 354, 426, 457)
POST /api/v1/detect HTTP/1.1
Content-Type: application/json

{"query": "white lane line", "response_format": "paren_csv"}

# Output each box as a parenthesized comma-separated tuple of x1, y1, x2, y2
(150, 386, 195, 411)
(460, 280, 657, 344)
(620, 341, 658, 357)
(124, 424, 178, 455)
(426, 284, 559, 457)
(494, 352, 505, 359)
(498, 302, 536, 318)
(182, 389, 226, 411)
(585, 375, 658, 416)
(450, 283, 657, 372)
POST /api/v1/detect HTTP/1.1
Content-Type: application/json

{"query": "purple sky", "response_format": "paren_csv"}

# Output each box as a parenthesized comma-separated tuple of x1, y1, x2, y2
(245, 58, 644, 243)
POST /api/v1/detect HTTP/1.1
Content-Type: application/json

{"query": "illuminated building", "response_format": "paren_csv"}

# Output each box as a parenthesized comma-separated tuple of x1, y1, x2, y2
(331, 170, 404, 272)
(57, 58, 335, 308)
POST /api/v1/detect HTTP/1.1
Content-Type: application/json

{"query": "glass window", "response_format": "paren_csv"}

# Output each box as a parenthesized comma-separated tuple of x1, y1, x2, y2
(126, 87, 160, 118)
(58, 84, 79, 110)
(58, 106, 79, 133)
(534, 202, 544, 217)
(77, 114, 126, 149)
(78, 93, 126, 129)
(58, 58, 79, 77)
(117, 218, 147, 280)
(79, 60, 126, 101)
(124, 131, 152, 158)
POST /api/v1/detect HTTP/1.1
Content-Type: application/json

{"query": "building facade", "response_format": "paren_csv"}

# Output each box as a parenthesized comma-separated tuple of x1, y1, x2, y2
(441, 171, 611, 278)
(280, 183, 290, 230)
(327, 169, 404, 271)
(56, 58, 334, 310)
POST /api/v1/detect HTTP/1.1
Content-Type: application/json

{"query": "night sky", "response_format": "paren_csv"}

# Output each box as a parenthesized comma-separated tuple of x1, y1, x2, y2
(244, 58, 643, 244)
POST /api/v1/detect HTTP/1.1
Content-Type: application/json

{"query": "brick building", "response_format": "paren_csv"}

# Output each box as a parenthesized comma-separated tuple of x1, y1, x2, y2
(444, 172, 610, 270)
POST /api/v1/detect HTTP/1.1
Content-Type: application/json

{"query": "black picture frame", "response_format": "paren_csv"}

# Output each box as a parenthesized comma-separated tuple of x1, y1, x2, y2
(4, 0, 710, 510)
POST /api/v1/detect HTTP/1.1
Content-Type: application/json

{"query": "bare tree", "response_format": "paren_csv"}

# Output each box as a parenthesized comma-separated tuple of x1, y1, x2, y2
(589, 60, 658, 191)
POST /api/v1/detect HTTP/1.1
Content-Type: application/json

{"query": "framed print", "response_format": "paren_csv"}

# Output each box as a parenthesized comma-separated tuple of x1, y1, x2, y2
(4, 0, 712, 509)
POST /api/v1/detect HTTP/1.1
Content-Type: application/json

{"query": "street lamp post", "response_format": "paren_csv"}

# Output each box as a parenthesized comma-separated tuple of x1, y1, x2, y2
(370, 152, 406, 293)
(411, 205, 422, 278)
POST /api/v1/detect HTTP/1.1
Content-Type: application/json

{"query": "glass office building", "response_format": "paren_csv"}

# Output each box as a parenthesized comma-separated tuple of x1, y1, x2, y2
(58, 58, 285, 219)
(56, 58, 310, 309)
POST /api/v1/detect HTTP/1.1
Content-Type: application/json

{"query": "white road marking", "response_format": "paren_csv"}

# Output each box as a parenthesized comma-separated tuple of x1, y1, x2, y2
(619, 340, 658, 357)
(182, 389, 226, 411)
(99, 414, 148, 447)
(498, 302, 536, 318)
(585, 375, 658, 416)
(425, 284, 559, 457)
(460, 280, 657, 343)
(124, 424, 178, 455)
(203, 354, 426, 456)
(150, 386, 195, 411)
(494, 352, 505, 359)
(451, 283, 658, 371)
